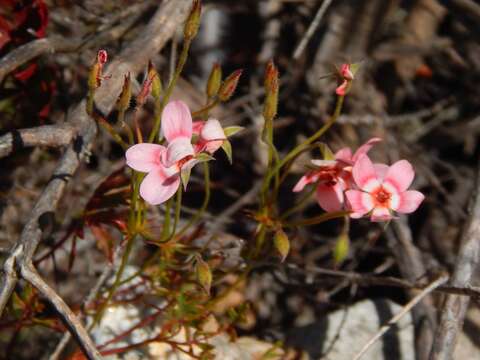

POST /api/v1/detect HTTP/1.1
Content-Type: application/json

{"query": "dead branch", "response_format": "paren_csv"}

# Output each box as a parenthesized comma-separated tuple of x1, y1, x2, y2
(430, 161, 480, 360)
(0, 124, 75, 159)
(0, 1, 193, 359)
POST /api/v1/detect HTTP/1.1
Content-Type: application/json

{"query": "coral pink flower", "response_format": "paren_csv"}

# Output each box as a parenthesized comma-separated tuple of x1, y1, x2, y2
(345, 155, 425, 222)
(336, 63, 354, 96)
(192, 119, 227, 154)
(126, 100, 198, 205)
(293, 138, 381, 212)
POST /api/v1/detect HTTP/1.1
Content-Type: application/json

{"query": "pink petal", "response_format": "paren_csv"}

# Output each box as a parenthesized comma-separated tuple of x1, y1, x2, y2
(352, 155, 380, 192)
(139, 169, 180, 205)
(125, 143, 165, 172)
(316, 183, 344, 212)
(335, 147, 353, 164)
(165, 138, 194, 167)
(293, 173, 318, 192)
(201, 119, 226, 141)
(161, 100, 193, 142)
(373, 163, 389, 182)
(383, 160, 415, 193)
(370, 207, 393, 222)
(311, 159, 337, 167)
(345, 190, 374, 218)
(192, 121, 204, 135)
(395, 190, 425, 214)
(352, 137, 382, 163)
(336, 80, 348, 96)
(204, 140, 224, 154)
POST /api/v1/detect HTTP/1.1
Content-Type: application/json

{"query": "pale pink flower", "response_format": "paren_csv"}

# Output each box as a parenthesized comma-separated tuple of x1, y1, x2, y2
(345, 155, 425, 222)
(126, 100, 198, 205)
(293, 138, 381, 212)
(335, 63, 354, 96)
(192, 118, 227, 154)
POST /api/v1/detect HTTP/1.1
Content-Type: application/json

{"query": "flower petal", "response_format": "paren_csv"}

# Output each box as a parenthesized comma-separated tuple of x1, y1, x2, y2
(336, 80, 348, 96)
(373, 163, 389, 182)
(345, 190, 374, 218)
(370, 207, 392, 222)
(125, 143, 165, 172)
(139, 169, 180, 205)
(395, 190, 425, 213)
(316, 183, 344, 212)
(311, 159, 337, 168)
(352, 137, 382, 163)
(192, 121, 204, 135)
(352, 155, 380, 191)
(161, 100, 193, 142)
(165, 138, 194, 167)
(383, 160, 415, 193)
(335, 147, 353, 165)
(201, 119, 226, 141)
(293, 173, 319, 192)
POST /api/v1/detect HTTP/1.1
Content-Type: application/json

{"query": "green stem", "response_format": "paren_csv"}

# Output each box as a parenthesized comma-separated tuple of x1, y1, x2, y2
(161, 198, 173, 241)
(280, 184, 317, 219)
(261, 95, 345, 201)
(170, 187, 183, 239)
(148, 39, 192, 143)
(284, 211, 349, 228)
(177, 162, 210, 236)
(191, 99, 220, 118)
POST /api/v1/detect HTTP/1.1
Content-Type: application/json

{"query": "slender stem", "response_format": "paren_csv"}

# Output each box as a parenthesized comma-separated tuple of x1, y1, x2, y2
(261, 95, 344, 200)
(148, 39, 192, 143)
(284, 211, 349, 228)
(177, 162, 210, 236)
(161, 198, 173, 241)
(191, 99, 220, 118)
(170, 187, 183, 238)
(96, 116, 129, 149)
(280, 184, 317, 219)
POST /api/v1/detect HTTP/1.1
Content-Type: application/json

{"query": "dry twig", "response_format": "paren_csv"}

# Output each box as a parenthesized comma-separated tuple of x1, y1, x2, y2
(430, 161, 480, 360)
(0, 1, 193, 359)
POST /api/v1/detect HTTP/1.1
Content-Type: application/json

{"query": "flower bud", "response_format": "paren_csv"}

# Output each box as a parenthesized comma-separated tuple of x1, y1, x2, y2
(274, 229, 290, 262)
(264, 60, 279, 92)
(148, 61, 162, 100)
(196, 257, 212, 294)
(218, 69, 242, 102)
(88, 50, 108, 91)
(116, 73, 132, 112)
(206, 62, 222, 98)
(263, 61, 279, 121)
(184, 0, 202, 41)
(97, 49, 108, 65)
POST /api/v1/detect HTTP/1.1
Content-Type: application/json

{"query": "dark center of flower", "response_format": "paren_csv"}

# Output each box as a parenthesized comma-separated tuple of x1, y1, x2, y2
(373, 187, 391, 205)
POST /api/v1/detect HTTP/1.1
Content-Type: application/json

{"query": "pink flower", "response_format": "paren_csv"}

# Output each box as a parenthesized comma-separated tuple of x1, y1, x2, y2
(292, 138, 381, 212)
(192, 119, 227, 154)
(345, 155, 425, 222)
(126, 100, 198, 205)
(335, 63, 354, 96)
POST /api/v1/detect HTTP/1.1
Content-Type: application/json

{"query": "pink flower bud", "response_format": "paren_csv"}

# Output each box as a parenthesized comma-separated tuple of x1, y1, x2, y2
(97, 50, 108, 65)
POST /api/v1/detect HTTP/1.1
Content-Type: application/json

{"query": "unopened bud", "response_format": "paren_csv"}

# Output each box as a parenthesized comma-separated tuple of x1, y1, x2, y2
(264, 60, 279, 91)
(97, 49, 108, 65)
(136, 73, 153, 107)
(184, 0, 202, 40)
(218, 69, 242, 102)
(274, 229, 290, 262)
(263, 61, 279, 121)
(116, 73, 132, 112)
(206, 62, 222, 98)
(196, 257, 212, 294)
(148, 61, 162, 100)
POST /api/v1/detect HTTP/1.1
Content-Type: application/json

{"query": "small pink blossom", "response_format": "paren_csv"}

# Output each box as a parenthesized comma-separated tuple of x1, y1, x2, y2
(293, 138, 381, 212)
(192, 119, 227, 154)
(126, 100, 198, 205)
(335, 63, 354, 96)
(345, 155, 425, 222)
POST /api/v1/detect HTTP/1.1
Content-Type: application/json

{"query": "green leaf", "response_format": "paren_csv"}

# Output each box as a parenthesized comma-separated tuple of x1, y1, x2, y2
(181, 168, 191, 190)
(195, 153, 215, 163)
(274, 229, 290, 262)
(223, 126, 244, 138)
(221, 140, 233, 164)
(333, 232, 350, 265)
(319, 143, 335, 161)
